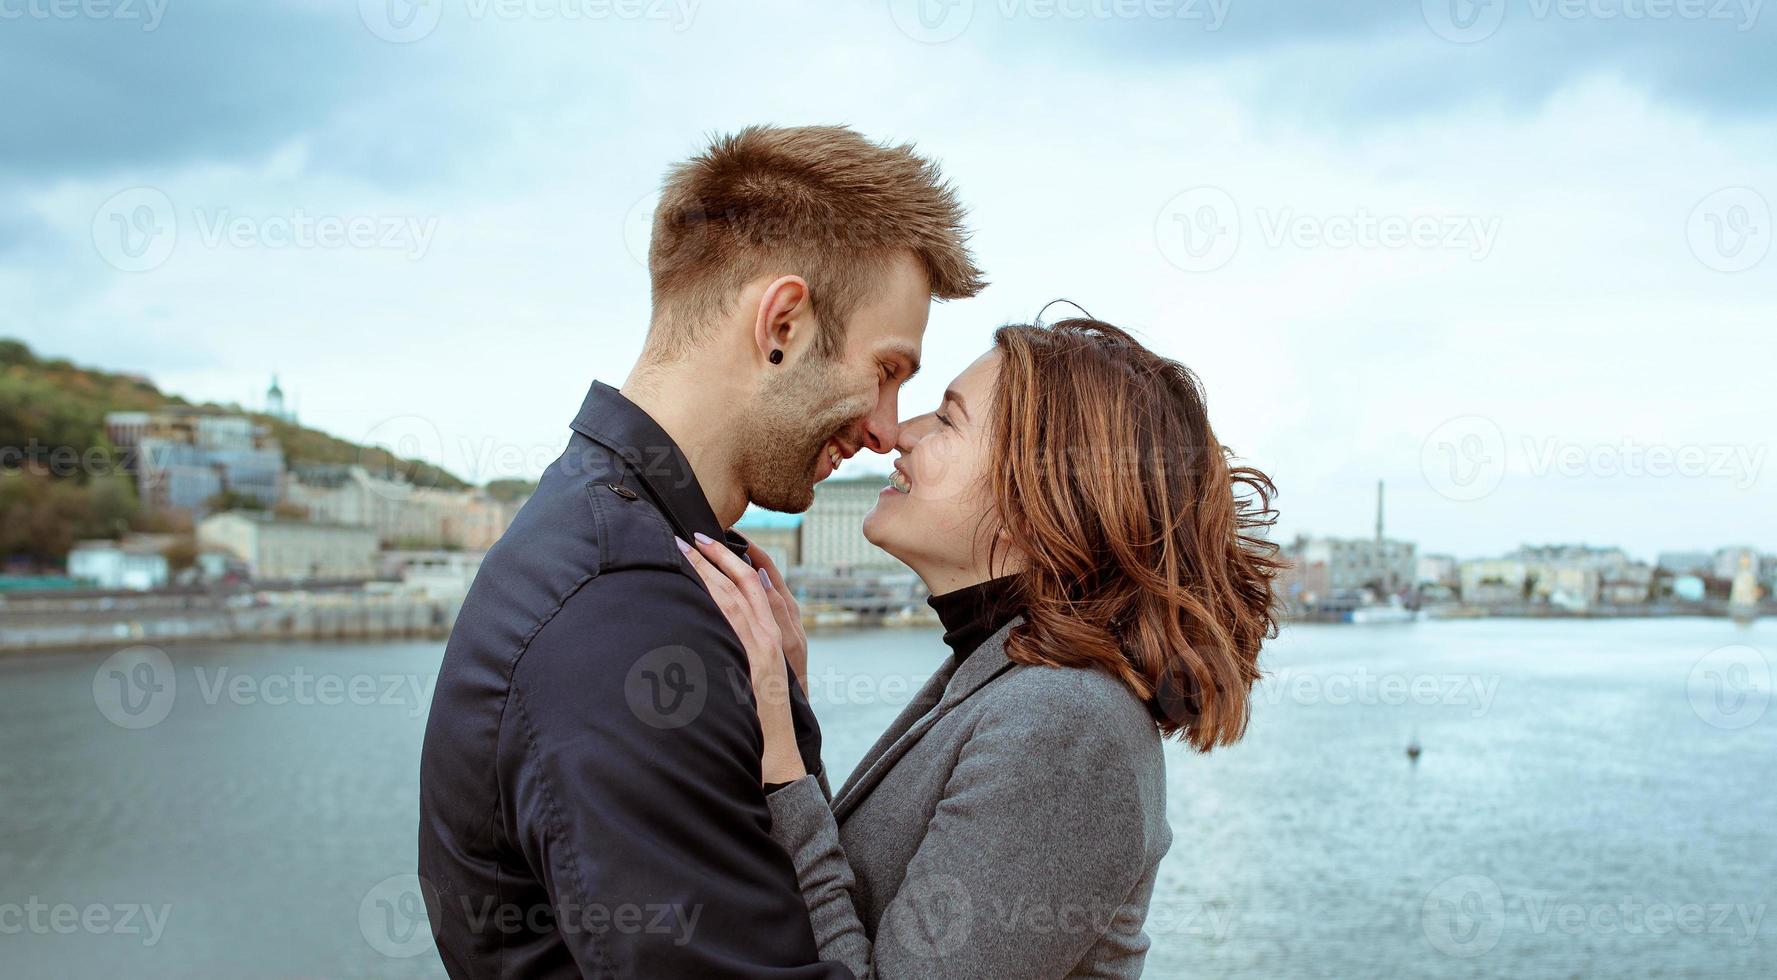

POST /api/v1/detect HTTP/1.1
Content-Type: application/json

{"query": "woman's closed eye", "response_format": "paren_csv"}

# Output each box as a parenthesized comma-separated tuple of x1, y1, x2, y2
(935, 411, 955, 429)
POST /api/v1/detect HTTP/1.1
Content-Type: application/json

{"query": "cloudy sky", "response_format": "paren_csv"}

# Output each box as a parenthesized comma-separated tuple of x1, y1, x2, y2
(5, 0, 1773, 559)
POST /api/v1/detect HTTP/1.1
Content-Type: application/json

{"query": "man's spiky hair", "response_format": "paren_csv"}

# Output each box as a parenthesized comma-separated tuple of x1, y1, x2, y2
(647, 124, 986, 359)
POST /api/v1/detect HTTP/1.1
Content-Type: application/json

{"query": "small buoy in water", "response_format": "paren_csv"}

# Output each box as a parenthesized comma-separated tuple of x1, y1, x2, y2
(1405, 740, 1422, 763)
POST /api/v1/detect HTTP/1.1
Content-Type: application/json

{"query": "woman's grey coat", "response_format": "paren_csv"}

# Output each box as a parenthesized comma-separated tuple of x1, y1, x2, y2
(767, 617, 1172, 979)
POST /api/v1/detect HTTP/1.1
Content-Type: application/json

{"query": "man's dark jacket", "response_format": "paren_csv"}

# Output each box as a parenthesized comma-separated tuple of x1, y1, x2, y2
(418, 381, 847, 978)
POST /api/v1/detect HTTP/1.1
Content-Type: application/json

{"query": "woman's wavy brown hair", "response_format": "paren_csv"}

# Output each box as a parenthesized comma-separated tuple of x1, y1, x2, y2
(986, 317, 1281, 751)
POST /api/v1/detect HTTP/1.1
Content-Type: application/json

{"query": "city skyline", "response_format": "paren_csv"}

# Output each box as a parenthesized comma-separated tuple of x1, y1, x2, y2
(5, 1, 1773, 559)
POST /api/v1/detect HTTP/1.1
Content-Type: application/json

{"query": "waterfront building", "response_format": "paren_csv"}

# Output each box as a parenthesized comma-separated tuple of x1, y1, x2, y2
(799, 476, 899, 570)
(106, 409, 285, 517)
(286, 465, 523, 550)
(1458, 559, 1530, 605)
(197, 512, 376, 582)
(1417, 554, 1459, 588)
(1600, 562, 1655, 605)
(1505, 544, 1642, 609)
(378, 549, 487, 600)
(67, 535, 174, 591)
(1713, 546, 1762, 582)
(734, 507, 801, 571)
(1287, 534, 1417, 597)
(1656, 551, 1713, 576)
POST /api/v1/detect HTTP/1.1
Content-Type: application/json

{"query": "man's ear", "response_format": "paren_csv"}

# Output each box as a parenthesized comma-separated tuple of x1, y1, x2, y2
(753, 275, 810, 365)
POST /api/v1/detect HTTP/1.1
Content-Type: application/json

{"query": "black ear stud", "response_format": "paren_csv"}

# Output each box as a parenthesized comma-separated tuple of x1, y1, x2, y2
(769, 349, 784, 364)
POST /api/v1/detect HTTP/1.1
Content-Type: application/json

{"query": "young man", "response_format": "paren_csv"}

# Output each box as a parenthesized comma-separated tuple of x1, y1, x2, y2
(418, 125, 985, 978)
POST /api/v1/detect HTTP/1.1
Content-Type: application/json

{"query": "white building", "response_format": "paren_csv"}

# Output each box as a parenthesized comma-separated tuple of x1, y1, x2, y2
(286, 465, 522, 550)
(105, 409, 284, 516)
(798, 476, 900, 570)
(1459, 559, 1529, 605)
(1416, 553, 1459, 588)
(198, 512, 376, 582)
(68, 536, 173, 591)
(1289, 535, 1417, 596)
(734, 507, 801, 572)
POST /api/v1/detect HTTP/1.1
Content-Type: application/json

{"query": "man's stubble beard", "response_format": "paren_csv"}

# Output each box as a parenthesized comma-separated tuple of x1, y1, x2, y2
(736, 357, 872, 514)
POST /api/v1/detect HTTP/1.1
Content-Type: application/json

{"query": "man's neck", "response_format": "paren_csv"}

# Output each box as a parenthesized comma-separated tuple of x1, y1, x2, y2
(620, 361, 748, 529)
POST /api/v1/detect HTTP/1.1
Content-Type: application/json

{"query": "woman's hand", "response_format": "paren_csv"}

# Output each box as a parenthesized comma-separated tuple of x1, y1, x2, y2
(678, 533, 807, 786)
(742, 535, 807, 695)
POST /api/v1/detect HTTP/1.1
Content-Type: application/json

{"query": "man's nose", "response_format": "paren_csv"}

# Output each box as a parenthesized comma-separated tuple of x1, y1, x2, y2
(860, 393, 902, 453)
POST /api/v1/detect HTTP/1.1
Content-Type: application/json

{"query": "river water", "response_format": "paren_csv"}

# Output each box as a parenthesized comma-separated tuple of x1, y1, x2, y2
(1, 617, 1772, 977)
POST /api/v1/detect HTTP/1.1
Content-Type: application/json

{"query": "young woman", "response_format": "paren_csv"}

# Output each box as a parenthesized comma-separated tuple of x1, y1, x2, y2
(680, 316, 1281, 978)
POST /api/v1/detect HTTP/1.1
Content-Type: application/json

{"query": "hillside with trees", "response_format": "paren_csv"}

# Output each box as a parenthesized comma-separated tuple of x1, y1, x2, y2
(0, 339, 470, 566)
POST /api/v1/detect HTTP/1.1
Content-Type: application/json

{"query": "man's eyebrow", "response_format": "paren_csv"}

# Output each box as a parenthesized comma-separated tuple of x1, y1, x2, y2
(944, 388, 970, 421)
(884, 343, 921, 381)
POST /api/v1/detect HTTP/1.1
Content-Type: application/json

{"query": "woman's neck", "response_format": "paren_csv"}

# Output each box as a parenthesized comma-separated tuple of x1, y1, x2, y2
(910, 552, 1024, 597)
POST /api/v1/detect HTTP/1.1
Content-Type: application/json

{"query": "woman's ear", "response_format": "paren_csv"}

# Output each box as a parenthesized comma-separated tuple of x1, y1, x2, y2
(753, 275, 810, 366)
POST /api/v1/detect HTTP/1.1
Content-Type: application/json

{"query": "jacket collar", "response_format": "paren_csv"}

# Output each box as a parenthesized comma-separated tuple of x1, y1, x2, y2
(832, 616, 1024, 820)
(566, 380, 747, 556)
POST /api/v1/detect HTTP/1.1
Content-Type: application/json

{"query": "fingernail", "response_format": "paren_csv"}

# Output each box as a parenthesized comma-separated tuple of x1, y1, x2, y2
(693, 532, 716, 546)
(674, 536, 692, 555)
(758, 568, 774, 591)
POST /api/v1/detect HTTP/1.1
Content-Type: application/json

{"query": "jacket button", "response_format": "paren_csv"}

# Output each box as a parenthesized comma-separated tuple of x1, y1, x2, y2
(609, 484, 638, 500)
